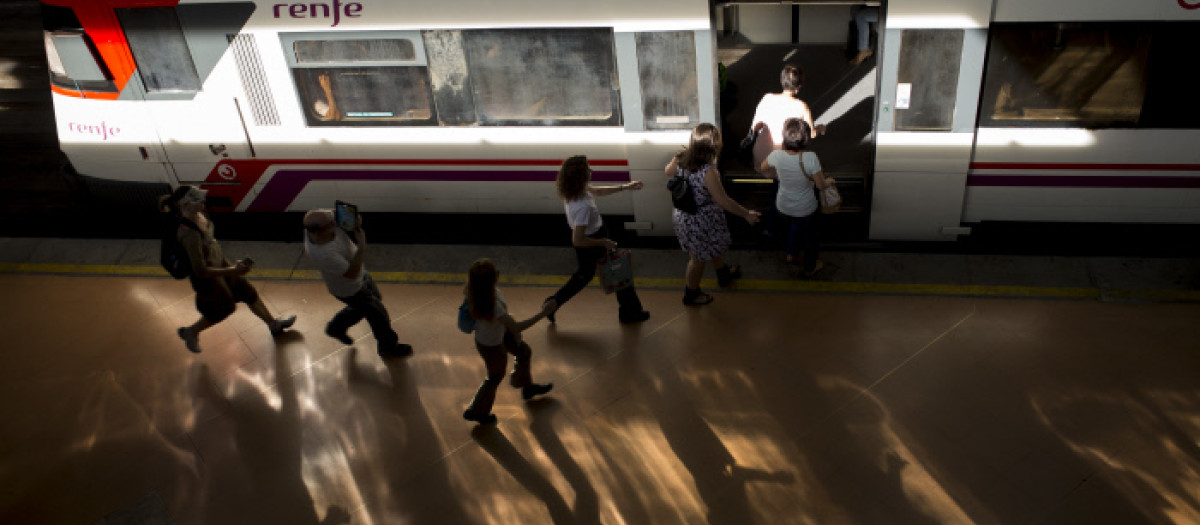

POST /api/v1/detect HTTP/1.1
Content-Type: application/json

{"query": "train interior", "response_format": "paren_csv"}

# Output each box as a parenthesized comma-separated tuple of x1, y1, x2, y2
(714, 0, 880, 242)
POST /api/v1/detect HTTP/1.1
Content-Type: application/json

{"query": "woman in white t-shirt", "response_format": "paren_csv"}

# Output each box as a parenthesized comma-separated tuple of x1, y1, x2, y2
(760, 118, 833, 277)
(544, 155, 650, 324)
(748, 64, 827, 172)
(462, 259, 556, 424)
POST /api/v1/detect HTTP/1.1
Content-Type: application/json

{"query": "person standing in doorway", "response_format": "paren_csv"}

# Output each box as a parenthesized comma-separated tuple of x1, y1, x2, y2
(748, 63, 827, 172)
(303, 209, 412, 358)
(850, 6, 880, 66)
(161, 185, 295, 353)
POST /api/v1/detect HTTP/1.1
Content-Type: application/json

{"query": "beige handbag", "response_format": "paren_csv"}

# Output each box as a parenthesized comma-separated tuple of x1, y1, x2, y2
(800, 154, 841, 214)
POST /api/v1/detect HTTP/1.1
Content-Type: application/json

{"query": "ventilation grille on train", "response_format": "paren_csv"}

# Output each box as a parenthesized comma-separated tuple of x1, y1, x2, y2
(229, 33, 280, 127)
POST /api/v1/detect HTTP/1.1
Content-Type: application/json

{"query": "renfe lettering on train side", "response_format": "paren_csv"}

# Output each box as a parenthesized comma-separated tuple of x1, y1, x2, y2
(68, 121, 120, 141)
(273, 1, 363, 26)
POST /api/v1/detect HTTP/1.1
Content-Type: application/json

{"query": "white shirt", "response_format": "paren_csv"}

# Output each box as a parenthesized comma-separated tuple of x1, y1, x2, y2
(473, 290, 508, 346)
(767, 149, 822, 218)
(752, 93, 812, 150)
(564, 193, 602, 235)
(304, 227, 365, 298)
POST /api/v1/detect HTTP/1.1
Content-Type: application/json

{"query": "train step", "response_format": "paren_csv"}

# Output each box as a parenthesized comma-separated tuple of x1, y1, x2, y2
(723, 171, 869, 214)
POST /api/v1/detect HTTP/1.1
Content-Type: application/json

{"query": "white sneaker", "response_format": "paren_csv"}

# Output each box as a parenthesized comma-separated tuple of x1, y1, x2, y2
(269, 315, 297, 336)
(178, 327, 201, 353)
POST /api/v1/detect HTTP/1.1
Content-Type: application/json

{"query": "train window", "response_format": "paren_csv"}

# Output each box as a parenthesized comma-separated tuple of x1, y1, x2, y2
(282, 32, 436, 126)
(979, 22, 1198, 130)
(422, 30, 478, 126)
(43, 31, 116, 93)
(292, 67, 433, 124)
(894, 30, 963, 132)
(45, 33, 105, 82)
(635, 31, 699, 130)
(294, 39, 416, 63)
(1139, 23, 1200, 129)
(462, 28, 621, 126)
(41, 5, 116, 94)
(116, 7, 202, 93)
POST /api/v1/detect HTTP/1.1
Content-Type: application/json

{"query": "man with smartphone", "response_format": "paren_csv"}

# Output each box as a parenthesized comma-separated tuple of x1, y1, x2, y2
(303, 206, 412, 358)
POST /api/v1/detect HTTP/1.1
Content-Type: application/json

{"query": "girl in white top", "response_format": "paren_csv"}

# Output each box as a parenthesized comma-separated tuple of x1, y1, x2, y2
(749, 64, 827, 172)
(545, 155, 650, 324)
(462, 258, 556, 424)
(760, 118, 833, 277)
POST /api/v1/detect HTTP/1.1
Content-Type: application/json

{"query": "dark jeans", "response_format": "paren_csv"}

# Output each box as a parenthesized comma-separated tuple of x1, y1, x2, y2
(329, 274, 399, 350)
(783, 211, 820, 272)
(853, 6, 879, 51)
(551, 226, 644, 319)
(466, 333, 532, 416)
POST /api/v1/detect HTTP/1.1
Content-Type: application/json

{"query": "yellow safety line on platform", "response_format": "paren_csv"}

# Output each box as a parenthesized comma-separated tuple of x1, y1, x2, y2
(2, 261, 1199, 302)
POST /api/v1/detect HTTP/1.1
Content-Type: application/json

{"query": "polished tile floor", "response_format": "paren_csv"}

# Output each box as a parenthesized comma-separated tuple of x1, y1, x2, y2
(1, 273, 1199, 524)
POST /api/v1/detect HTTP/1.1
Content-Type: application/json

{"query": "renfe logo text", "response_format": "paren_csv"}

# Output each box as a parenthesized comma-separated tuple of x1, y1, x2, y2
(68, 121, 120, 141)
(274, 1, 363, 27)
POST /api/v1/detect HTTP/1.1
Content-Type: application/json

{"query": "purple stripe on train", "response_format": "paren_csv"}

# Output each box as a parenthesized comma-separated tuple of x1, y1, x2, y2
(246, 168, 632, 212)
(967, 175, 1200, 189)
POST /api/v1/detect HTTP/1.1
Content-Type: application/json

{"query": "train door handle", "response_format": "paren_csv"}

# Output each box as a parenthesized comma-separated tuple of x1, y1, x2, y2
(209, 144, 228, 157)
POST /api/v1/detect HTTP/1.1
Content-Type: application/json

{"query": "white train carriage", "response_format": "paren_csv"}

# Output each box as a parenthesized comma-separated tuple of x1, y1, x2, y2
(38, 0, 1200, 240)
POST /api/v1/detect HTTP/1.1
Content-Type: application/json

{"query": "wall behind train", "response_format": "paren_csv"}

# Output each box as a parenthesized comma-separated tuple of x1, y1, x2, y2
(0, 0, 81, 215)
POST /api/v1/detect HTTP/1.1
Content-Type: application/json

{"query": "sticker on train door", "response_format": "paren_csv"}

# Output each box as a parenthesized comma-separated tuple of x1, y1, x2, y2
(896, 83, 912, 110)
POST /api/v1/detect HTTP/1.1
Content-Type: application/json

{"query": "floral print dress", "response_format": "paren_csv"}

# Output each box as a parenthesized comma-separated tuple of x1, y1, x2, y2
(671, 164, 730, 262)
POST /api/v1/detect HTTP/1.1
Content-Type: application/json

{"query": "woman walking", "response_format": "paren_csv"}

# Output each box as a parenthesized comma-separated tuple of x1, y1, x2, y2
(462, 259, 556, 424)
(666, 123, 761, 305)
(160, 185, 295, 353)
(760, 118, 833, 277)
(545, 155, 650, 324)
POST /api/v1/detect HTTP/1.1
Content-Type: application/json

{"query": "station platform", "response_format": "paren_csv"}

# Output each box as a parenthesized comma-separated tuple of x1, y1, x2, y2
(1, 236, 1199, 524)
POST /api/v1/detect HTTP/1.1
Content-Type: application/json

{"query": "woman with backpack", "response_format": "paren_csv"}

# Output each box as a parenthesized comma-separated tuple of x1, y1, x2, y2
(665, 123, 761, 306)
(159, 185, 295, 353)
(462, 258, 556, 424)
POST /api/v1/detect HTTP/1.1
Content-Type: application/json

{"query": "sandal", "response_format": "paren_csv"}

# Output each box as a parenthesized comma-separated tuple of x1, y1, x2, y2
(802, 260, 825, 278)
(682, 288, 714, 306)
(716, 264, 742, 288)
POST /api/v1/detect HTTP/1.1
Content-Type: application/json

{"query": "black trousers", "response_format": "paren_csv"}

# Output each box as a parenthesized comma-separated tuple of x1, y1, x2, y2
(328, 274, 399, 350)
(782, 211, 820, 273)
(551, 226, 644, 318)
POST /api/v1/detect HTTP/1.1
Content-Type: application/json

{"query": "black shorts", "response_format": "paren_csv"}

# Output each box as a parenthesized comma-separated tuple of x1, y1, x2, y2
(191, 275, 259, 323)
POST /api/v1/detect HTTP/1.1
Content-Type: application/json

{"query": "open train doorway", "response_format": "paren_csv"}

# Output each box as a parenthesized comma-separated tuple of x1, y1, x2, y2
(714, 0, 882, 241)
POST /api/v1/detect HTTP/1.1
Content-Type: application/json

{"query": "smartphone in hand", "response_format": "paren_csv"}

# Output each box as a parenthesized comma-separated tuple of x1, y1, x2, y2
(334, 200, 358, 232)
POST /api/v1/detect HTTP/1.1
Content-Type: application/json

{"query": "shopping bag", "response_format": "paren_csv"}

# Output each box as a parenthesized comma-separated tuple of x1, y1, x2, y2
(597, 249, 633, 294)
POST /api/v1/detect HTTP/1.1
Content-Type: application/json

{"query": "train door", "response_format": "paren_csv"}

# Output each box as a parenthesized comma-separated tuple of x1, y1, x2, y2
(713, 0, 882, 239)
(867, 0, 992, 240)
(114, 4, 256, 188)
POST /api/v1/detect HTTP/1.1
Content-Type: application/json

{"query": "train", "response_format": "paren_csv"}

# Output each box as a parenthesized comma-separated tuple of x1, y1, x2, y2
(39, 0, 1200, 240)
